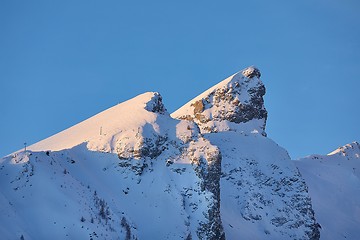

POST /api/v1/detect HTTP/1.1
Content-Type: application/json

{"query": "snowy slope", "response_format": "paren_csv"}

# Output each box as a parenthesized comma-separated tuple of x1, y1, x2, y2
(295, 142, 360, 240)
(207, 132, 319, 239)
(0, 139, 222, 239)
(1, 91, 224, 239)
(28, 92, 181, 154)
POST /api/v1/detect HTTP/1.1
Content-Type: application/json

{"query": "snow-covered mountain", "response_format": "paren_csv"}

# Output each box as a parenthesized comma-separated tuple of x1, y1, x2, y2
(0, 66, 358, 239)
(295, 142, 360, 240)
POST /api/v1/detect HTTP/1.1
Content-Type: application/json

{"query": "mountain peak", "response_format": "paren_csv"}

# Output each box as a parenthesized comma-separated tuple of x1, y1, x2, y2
(328, 141, 360, 158)
(27, 92, 170, 153)
(144, 92, 167, 114)
(172, 66, 267, 135)
(241, 66, 261, 78)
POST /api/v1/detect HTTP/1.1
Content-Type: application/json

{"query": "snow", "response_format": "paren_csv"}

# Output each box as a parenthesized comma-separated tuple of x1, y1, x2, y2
(0, 143, 211, 239)
(328, 142, 360, 157)
(295, 142, 360, 240)
(171, 66, 266, 136)
(27, 92, 164, 153)
(206, 131, 317, 239)
(172, 73, 236, 118)
(0, 90, 222, 239)
(172, 68, 263, 119)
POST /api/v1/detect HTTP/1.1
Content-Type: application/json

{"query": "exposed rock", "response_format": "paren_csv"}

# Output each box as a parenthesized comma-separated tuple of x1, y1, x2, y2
(187, 138, 225, 240)
(242, 66, 261, 78)
(191, 100, 205, 114)
(328, 141, 360, 158)
(144, 92, 167, 114)
(173, 66, 268, 136)
(116, 133, 168, 160)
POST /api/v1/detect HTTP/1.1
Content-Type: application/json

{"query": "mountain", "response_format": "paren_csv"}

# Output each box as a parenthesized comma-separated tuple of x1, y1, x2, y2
(295, 142, 360, 240)
(0, 66, 358, 239)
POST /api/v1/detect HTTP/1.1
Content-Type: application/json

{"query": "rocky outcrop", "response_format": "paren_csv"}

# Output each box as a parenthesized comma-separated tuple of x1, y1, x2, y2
(242, 66, 261, 78)
(173, 66, 268, 136)
(116, 130, 168, 160)
(328, 141, 360, 158)
(114, 92, 171, 160)
(144, 92, 167, 114)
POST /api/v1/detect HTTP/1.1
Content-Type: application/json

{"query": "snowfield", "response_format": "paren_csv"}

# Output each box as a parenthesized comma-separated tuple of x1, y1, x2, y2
(295, 142, 360, 240)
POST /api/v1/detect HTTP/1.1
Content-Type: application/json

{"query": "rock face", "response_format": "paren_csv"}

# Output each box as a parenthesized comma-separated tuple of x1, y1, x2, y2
(242, 66, 261, 78)
(172, 66, 268, 136)
(187, 138, 225, 240)
(0, 66, 324, 239)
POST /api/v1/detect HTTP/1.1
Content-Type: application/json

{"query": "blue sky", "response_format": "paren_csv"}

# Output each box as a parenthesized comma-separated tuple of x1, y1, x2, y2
(1, 0, 359, 159)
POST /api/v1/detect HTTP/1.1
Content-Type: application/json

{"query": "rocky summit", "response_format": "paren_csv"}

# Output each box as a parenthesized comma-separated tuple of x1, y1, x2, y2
(172, 66, 267, 136)
(1, 66, 359, 239)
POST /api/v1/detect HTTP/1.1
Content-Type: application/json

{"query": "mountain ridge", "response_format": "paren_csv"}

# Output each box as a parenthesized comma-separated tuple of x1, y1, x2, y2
(1, 66, 358, 239)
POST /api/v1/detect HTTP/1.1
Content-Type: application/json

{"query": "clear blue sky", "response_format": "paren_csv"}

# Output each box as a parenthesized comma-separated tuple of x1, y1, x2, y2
(1, 0, 359, 159)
